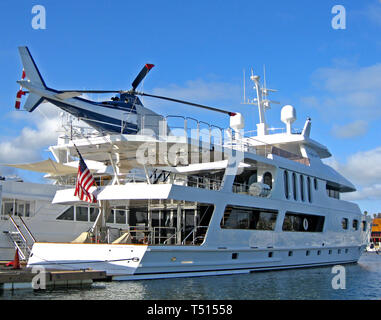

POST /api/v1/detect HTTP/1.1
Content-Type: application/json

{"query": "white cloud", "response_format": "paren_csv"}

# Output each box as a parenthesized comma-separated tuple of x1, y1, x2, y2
(0, 103, 61, 165)
(331, 120, 368, 139)
(0, 102, 88, 177)
(343, 184, 381, 201)
(327, 146, 381, 201)
(301, 63, 381, 135)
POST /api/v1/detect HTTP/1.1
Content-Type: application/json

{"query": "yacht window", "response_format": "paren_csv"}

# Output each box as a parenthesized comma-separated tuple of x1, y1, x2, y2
(362, 221, 367, 231)
(115, 208, 127, 224)
(3, 202, 14, 216)
(342, 218, 348, 230)
(90, 207, 98, 222)
(282, 212, 325, 232)
(352, 219, 359, 231)
(57, 207, 75, 221)
(326, 185, 340, 199)
(300, 175, 305, 201)
(76, 206, 89, 222)
(107, 211, 115, 223)
(221, 206, 278, 231)
(314, 178, 318, 190)
(25, 203, 30, 217)
(248, 174, 257, 185)
(263, 172, 273, 189)
(307, 177, 312, 202)
(284, 170, 289, 199)
(2, 200, 33, 217)
(17, 204, 25, 216)
(292, 173, 297, 201)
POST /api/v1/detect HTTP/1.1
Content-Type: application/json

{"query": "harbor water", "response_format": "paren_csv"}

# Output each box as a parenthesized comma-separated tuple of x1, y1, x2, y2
(1, 252, 380, 300)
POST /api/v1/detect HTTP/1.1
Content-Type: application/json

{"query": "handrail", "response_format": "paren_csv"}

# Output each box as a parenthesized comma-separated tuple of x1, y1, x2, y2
(8, 215, 27, 244)
(163, 232, 177, 245)
(181, 225, 208, 245)
(7, 232, 26, 260)
(18, 216, 36, 243)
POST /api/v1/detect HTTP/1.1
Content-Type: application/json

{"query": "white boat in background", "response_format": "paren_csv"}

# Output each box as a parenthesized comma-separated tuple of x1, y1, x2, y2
(0, 118, 161, 261)
(366, 243, 378, 253)
(24, 70, 372, 280)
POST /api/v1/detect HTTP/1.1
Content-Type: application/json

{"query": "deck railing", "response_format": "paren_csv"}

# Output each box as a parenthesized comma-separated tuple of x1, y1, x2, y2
(59, 114, 310, 167)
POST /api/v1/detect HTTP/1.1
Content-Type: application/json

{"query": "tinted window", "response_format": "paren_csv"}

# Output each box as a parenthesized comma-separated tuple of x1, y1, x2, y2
(57, 207, 74, 221)
(307, 177, 312, 202)
(263, 172, 273, 189)
(342, 218, 348, 230)
(292, 173, 297, 200)
(76, 206, 88, 222)
(282, 212, 325, 232)
(221, 206, 278, 231)
(284, 171, 289, 199)
(300, 175, 305, 201)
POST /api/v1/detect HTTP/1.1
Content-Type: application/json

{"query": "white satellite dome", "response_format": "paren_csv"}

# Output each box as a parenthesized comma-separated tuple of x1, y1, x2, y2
(281, 105, 296, 134)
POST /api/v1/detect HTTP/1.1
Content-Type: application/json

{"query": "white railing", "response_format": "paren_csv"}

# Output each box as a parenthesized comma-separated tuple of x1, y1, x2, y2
(58, 114, 309, 167)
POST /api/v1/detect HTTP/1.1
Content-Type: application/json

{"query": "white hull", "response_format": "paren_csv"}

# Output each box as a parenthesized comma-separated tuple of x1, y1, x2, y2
(27, 242, 364, 280)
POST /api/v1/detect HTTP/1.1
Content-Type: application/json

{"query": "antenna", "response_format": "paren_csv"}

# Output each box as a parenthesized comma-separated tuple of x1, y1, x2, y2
(243, 69, 246, 104)
(263, 65, 267, 95)
(242, 66, 280, 136)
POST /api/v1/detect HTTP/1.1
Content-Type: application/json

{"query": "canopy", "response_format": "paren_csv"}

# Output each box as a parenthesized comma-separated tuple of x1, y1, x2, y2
(1, 159, 78, 176)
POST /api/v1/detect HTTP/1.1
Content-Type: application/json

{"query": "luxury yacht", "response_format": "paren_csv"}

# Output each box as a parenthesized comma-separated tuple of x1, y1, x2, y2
(23, 72, 371, 280)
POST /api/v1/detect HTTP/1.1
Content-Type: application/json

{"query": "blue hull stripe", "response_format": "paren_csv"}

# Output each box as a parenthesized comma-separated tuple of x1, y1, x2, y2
(45, 98, 138, 134)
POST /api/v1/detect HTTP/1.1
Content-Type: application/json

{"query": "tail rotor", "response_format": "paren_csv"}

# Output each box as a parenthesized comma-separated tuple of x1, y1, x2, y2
(15, 69, 27, 109)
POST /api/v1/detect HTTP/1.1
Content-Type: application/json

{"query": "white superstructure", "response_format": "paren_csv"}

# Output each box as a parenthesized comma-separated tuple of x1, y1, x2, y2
(25, 71, 371, 280)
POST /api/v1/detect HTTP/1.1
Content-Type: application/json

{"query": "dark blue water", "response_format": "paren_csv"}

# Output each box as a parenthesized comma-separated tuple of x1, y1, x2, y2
(1, 252, 380, 300)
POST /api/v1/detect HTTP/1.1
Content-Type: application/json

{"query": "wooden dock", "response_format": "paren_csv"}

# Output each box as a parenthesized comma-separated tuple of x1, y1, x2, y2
(0, 267, 108, 291)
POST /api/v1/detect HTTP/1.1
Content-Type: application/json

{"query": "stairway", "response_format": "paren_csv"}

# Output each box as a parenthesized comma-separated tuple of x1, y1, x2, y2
(4, 215, 36, 261)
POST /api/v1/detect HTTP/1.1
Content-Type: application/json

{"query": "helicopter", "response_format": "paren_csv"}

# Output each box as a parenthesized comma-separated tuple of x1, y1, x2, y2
(15, 47, 238, 135)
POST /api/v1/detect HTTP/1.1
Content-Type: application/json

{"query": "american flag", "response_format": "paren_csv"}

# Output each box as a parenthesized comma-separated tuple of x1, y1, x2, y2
(74, 146, 97, 203)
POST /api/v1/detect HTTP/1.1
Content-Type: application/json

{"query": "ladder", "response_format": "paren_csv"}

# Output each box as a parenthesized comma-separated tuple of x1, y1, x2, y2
(4, 215, 36, 260)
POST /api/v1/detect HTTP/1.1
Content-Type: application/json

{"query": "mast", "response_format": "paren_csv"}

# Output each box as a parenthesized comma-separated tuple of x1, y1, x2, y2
(243, 67, 279, 136)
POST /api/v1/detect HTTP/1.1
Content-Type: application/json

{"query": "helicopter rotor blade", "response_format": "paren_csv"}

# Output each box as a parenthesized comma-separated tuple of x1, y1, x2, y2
(131, 64, 155, 91)
(135, 91, 236, 116)
(60, 90, 121, 94)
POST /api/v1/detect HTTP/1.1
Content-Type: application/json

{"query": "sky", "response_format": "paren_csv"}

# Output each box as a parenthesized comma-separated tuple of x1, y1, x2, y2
(0, 0, 381, 214)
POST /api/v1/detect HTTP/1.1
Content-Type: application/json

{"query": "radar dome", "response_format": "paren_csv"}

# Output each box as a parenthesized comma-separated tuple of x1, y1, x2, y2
(281, 105, 296, 134)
